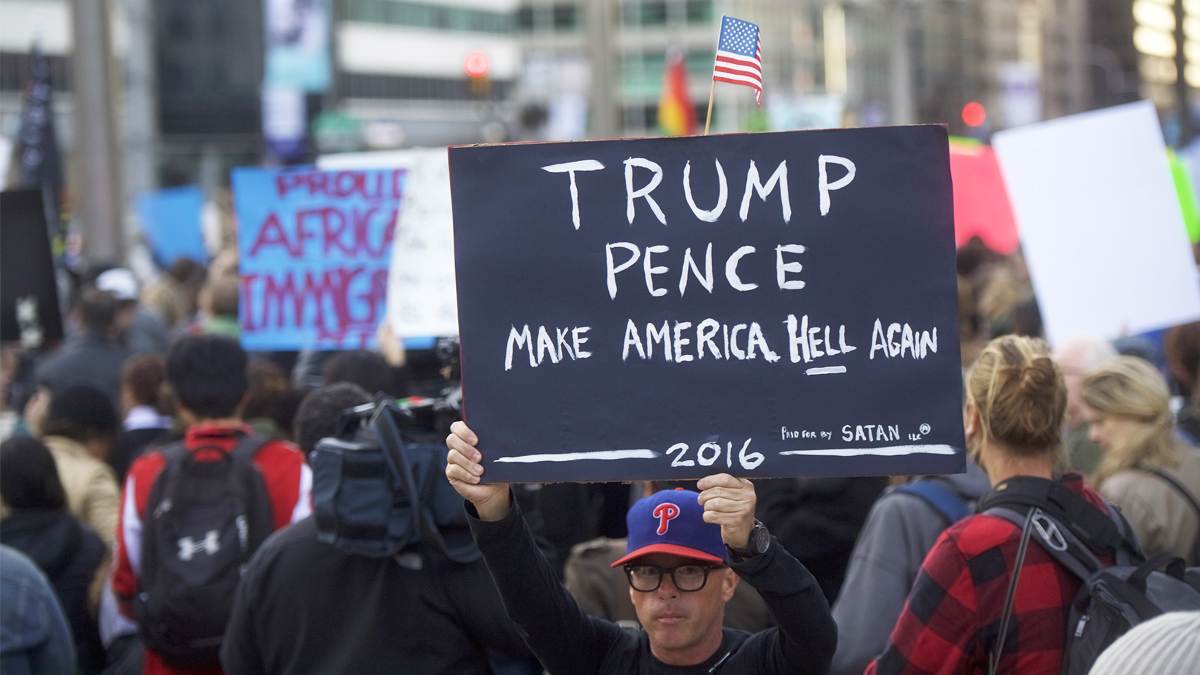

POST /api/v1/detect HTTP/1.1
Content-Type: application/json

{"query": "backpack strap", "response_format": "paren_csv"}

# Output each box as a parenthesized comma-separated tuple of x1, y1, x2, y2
(979, 476, 1138, 560)
(229, 434, 269, 465)
(895, 479, 971, 524)
(1142, 468, 1200, 563)
(990, 507, 1038, 675)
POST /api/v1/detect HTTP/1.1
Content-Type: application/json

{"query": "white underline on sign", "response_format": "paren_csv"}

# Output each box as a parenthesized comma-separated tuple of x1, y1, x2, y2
(805, 366, 847, 375)
(779, 444, 957, 457)
(494, 450, 659, 463)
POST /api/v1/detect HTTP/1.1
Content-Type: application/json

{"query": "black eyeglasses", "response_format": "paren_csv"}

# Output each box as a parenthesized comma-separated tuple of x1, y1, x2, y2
(623, 563, 723, 592)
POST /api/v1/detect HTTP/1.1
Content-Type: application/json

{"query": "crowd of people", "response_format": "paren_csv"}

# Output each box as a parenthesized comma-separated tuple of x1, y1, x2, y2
(1, 239, 1199, 675)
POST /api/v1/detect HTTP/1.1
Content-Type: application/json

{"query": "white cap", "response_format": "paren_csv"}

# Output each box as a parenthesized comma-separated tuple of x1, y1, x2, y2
(1089, 611, 1200, 675)
(95, 268, 139, 302)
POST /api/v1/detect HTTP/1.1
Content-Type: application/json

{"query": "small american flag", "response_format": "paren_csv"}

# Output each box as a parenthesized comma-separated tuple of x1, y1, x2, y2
(712, 16, 762, 105)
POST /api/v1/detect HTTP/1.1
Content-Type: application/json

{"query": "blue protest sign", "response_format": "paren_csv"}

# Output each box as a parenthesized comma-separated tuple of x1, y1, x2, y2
(135, 185, 208, 267)
(450, 126, 965, 482)
(233, 166, 401, 351)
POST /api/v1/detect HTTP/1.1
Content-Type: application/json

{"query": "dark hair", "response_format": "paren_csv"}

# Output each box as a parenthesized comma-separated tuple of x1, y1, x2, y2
(122, 354, 167, 409)
(243, 387, 308, 442)
(1165, 322, 1200, 394)
(78, 287, 119, 334)
(293, 383, 371, 455)
(0, 436, 68, 509)
(42, 385, 120, 443)
(321, 350, 393, 396)
(167, 258, 205, 286)
(166, 335, 248, 419)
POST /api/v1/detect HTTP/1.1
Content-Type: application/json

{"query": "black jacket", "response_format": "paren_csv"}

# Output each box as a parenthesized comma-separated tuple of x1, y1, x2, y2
(469, 498, 838, 675)
(220, 517, 535, 675)
(35, 332, 129, 406)
(1, 508, 107, 674)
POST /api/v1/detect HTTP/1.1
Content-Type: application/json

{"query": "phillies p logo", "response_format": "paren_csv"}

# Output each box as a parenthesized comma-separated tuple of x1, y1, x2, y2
(652, 503, 680, 535)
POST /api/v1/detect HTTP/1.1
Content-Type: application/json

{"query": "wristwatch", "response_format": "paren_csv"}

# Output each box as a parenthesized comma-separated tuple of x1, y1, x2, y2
(726, 519, 770, 559)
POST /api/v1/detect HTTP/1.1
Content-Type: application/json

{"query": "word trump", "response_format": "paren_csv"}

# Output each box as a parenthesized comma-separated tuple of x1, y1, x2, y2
(542, 155, 856, 230)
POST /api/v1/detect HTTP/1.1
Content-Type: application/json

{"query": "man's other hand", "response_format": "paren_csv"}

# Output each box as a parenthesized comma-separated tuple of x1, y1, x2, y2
(445, 421, 511, 521)
(696, 474, 756, 550)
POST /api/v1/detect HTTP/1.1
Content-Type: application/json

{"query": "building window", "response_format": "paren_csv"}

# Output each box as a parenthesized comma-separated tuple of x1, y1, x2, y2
(345, 0, 513, 34)
(0, 52, 71, 92)
(685, 0, 711, 23)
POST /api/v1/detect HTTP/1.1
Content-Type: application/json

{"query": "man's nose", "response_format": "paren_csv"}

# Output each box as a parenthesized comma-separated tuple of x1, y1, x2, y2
(657, 573, 679, 597)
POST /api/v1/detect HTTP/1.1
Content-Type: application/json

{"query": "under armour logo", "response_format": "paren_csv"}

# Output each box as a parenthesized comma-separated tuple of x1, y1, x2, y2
(177, 531, 221, 561)
(652, 503, 680, 535)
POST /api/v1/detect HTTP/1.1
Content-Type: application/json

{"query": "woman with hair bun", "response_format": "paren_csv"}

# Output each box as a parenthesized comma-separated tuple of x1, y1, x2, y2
(867, 335, 1127, 675)
(1083, 356, 1200, 564)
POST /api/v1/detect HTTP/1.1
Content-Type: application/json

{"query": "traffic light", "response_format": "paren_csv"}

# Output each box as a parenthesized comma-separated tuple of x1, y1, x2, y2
(465, 52, 491, 96)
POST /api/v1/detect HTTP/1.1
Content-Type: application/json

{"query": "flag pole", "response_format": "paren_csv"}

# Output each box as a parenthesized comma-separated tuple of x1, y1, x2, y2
(705, 14, 725, 136)
(703, 80, 716, 135)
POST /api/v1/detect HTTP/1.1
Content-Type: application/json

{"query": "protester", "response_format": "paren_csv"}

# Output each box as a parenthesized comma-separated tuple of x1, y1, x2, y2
(0, 436, 107, 673)
(1054, 338, 1118, 476)
(96, 268, 170, 355)
(1083, 356, 1200, 564)
(0, 544, 76, 675)
(291, 382, 372, 458)
(445, 421, 837, 674)
(321, 349, 397, 396)
(867, 335, 1123, 675)
(222, 385, 537, 675)
(756, 475, 888, 603)
(34, 385, 121, 549)
(188, 276, 240, 338)
(113, 335, 311, 675)
(142, 258, 206, 330)
(1164, 322, 1200, 443)
(242, 361, 306, 442)
(1088, 611, 1200, 675)
(563, 481, 774, 633)
(108, 354, 174, 482)
(829, 459, 991, 675)
(35, 287, 130, 406)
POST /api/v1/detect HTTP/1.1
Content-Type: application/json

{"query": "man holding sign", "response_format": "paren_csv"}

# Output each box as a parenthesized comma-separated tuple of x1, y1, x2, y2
(446, 421, 837, 674)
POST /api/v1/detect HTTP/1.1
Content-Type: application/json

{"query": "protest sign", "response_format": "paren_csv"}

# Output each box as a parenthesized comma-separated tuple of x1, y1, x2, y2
(450, 126, 965, 483)
(135, 185, 208, 267)
(994, 101, 1200, 346)
(318, 148, 459, 339)
(1, 189, 63, 347)
(233, 166, 401, 350)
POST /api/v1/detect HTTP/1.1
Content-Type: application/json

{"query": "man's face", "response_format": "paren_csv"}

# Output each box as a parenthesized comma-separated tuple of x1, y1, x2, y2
(627, 552, 737, 664)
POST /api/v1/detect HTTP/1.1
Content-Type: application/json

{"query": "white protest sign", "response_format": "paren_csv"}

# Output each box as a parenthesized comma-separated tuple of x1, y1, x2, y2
(318, 148, 459, 337)
(993, 101, 1200, 346)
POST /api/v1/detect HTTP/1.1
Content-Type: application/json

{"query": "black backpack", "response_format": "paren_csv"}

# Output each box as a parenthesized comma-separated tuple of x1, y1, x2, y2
(980, 476, 1200, 675)
(310, 398, 479, 563)
(136, 435, 274, 670)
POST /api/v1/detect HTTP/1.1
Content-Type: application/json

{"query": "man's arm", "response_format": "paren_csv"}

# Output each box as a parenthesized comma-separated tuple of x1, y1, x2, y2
(701, 475, 837, 675)
(447, 423, 629, 675)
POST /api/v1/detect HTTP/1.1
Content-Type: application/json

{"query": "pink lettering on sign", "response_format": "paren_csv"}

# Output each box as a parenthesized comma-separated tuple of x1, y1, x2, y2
(247, 207, 398, 259)
(239, 266, 390, 348)
(273, 169, 405, 200)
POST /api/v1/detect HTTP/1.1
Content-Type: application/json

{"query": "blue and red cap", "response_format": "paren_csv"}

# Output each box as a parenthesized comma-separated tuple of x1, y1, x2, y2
(611, 488, 727, 567)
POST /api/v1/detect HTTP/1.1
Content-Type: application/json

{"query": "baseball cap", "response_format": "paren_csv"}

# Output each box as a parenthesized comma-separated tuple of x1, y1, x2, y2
(611, 488, 726, 567)
(95, 268, 139, 302)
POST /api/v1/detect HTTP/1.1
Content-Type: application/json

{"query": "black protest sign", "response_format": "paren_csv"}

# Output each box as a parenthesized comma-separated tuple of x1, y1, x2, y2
(450, 126, 964, 483)
(1, 189, 63, 348)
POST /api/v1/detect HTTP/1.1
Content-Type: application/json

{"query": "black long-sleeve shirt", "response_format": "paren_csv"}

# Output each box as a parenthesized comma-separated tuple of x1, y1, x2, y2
(469, 497, 837, 675)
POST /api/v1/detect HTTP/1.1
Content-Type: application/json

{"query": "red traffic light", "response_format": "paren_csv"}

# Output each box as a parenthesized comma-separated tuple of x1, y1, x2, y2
(464, 52, 490, 78)
(962, 102, 986, 127)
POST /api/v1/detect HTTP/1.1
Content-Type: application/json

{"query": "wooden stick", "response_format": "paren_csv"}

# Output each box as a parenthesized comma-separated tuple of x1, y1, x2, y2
(704, 79, 716, 135)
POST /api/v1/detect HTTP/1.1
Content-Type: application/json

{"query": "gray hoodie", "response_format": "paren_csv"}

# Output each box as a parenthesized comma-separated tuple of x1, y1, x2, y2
(830, 460, 991, 675)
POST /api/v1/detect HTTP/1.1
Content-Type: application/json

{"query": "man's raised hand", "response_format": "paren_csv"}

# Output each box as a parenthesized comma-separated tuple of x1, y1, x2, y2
(696, 473, 757, 550)
(445, 421, 511, 521)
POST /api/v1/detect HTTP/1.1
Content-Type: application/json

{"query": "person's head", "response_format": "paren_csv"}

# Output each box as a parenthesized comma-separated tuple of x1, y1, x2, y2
(1164, 322, 1200, 397)
(96, 268, 141, 331)
(610, 488, 736, 665)
(242, 362, 307, 442)
(965, 335, 1066, 481)
(77, 287, 119, 337)
(0, 436, 67, 509)
(41, 385, 119, 459)
(199, 276, 239, 319)
(1054, 339, 1118, 430)
(1081, 356, 1179, 487)
(121, 354, 167, 416)
(292, 383, 372, 456)
(166, 335, 248, 422)
(322, 350, 393, 396)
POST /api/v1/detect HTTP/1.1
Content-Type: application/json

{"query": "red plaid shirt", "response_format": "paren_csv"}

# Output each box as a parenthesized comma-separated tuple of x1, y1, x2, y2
(865, 473, 1111, 675)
